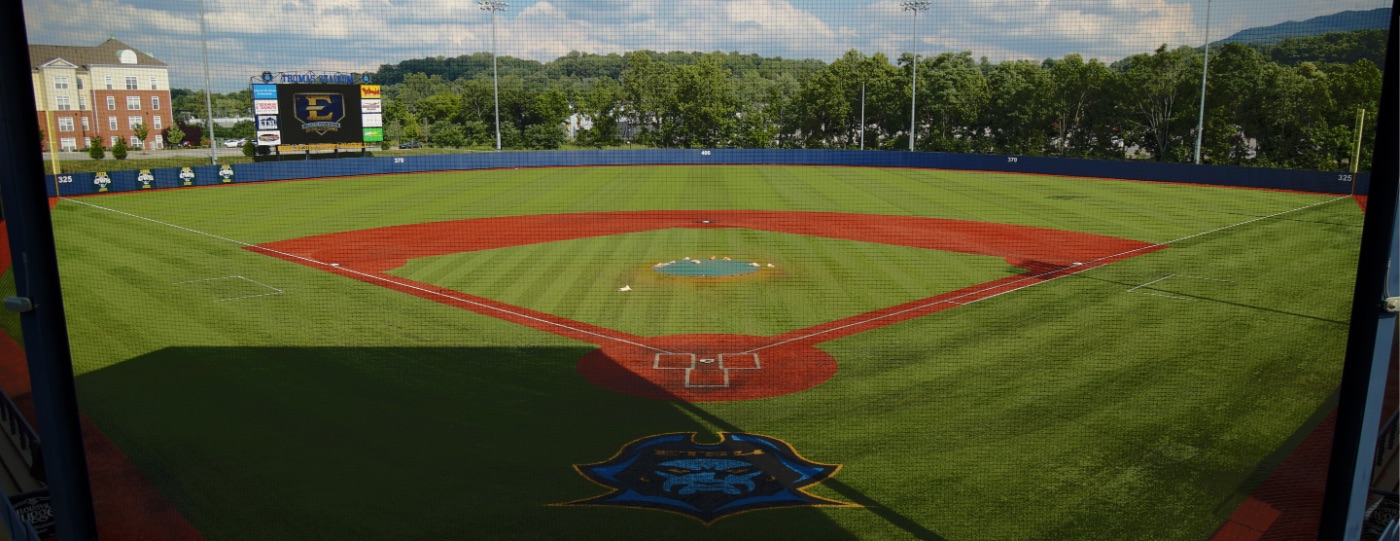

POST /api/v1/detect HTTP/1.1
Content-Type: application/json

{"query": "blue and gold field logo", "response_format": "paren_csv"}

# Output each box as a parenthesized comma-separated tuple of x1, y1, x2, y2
(559, 433, 854, 524)
(293, 93, 345, 136)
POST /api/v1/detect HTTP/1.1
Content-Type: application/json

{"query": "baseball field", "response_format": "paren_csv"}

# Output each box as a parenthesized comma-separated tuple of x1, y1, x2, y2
(40, 164, 1361, 539)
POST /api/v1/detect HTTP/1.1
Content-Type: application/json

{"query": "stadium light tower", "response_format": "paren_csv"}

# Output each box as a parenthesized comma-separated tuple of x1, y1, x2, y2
(902, 0, 929, 151)
(479, 0, 508, 151)
(1193, 0, 1212, 164)
(199, 0, 216, 165)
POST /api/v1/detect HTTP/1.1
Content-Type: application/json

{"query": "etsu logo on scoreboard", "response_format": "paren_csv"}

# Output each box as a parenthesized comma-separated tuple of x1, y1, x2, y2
(558, 432, 853, 524)
(293, 93, 345, 136)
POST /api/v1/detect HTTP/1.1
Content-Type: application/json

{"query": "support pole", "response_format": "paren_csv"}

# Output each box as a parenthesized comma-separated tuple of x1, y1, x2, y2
(0, 1, 100, 539)
(1316, 3, 1400, 538)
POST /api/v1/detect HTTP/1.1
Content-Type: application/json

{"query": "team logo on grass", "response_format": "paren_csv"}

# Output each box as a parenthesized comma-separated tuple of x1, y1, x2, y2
(560, 432, 852, 523)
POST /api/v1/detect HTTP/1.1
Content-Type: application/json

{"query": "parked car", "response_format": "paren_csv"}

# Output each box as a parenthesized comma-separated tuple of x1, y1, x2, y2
(179, 141, 195, 148)
(398, 140, 423, 149)
(223, 138, 248, 148)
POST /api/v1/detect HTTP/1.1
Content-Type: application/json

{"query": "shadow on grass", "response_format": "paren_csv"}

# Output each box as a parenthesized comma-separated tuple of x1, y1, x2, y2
(75, 346, 861, 540)
(670, 400, 950, 541)
(1073, 274, 1349, 326)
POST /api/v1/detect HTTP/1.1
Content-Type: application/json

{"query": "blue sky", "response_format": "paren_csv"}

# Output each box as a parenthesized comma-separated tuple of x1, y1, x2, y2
(22, 0, 1390, 91)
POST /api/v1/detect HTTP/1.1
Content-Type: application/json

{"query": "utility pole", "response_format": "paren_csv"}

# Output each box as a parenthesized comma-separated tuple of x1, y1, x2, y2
(479, 1, 508, 151)
(903, 1, 929, 152)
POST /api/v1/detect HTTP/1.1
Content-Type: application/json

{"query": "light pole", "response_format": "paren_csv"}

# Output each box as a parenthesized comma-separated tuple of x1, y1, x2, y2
(479, 0, 507, 151)
(902, 0, 928, 152)
(199, 0, 216, 164)
(1193, 0, 1212, 164)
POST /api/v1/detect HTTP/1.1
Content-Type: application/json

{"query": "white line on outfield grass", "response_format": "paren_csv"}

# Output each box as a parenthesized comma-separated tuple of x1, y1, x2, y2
(742, 195, 1354, 354)
(61, 198, 672, 355)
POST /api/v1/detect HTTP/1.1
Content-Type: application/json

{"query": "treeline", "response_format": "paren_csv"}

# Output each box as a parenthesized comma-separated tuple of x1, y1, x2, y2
(172, 29, 1383, 171)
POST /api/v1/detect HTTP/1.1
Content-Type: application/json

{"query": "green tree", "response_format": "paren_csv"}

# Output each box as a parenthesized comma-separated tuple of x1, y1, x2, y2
(1197, 43, 1268, 164)
(671, 54, 738, 148)
(794, 50, 867, 148)
(984, 60, 1056, 154)
(523, 124, 565, 150)
(418, 91, 464, 124)
(1048, 54, 1119, 158)
(1250, 61, 1336, 168)
(111, 139, 128, 160)
(87, 136, 105, 159)
(165, 123, 187, 148)
(429, 122, 466, 148)
(133, 123, 149, 151)
(401, 113, 422, 142)
(575, 79, 621, 148)
(1118, 45, 1197, 161)
(1324, 59, 1381, 171)
(225, 120, 256, 140)
(918, 52, 990, 152)
(621, 51, 677, 146)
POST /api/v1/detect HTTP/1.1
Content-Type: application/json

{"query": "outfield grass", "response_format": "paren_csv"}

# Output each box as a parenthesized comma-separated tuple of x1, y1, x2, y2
(48, 165, 1362, 540)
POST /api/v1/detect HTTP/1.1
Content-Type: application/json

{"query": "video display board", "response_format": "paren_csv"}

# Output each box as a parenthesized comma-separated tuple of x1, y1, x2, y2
(274, 83, 364, 145)
(251, 81, 381, 149)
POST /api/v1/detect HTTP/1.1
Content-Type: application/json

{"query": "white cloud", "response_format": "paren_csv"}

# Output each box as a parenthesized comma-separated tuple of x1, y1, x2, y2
(22, 0, 1392, 91)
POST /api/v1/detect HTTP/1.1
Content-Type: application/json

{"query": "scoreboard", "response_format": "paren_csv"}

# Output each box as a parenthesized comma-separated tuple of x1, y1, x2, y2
(251, 81, 384, 151)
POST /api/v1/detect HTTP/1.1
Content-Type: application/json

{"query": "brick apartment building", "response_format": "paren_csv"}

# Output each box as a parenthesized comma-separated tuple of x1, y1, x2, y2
(30, 38, 174, 152)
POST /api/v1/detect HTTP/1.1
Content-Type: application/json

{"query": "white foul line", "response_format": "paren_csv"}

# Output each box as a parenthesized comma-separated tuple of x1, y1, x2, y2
(63, 198, 671, 354)
(64, 194, 1350, 358)
(742, 195, 1353, 354)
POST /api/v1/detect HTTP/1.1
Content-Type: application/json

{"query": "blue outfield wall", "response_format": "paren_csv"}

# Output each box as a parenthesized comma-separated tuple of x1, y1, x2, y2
(45, 149, 1372, 197)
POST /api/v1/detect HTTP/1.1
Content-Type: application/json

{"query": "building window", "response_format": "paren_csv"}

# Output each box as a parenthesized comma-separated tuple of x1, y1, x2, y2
(81, 116, 90, 131)
(104, 75, 112, 90)
(76, 78, 83, 90)
(106, 96, 116, 110)
(78, 96, 86, 110)
(54, 76, 69, 90)
(108, 116, 118, 131)
(154, 135, 163, 149)
(130, 136, 141, 148)
(125, 76, 138, 90)
(110, 135, 119, 147)
(153, 115, 162, 130)
(151, 96, 161, 110)
(60, 138, 77, 152)
(56, 96, 72, 111)
(127, 96, 141, 110)
(149, 76, 157, 90)
(128, 116, 143, 130)
(58, 117, 74, 131)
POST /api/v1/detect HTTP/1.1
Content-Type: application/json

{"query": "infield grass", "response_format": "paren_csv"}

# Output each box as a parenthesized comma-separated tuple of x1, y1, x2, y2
(388, 228, 1021, 336)
(48, 165, 1362, 540)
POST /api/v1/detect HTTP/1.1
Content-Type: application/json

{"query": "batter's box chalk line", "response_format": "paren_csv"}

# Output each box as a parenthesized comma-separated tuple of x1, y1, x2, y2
(653, 352, 762, 388)
(174, 275, 285, 303)
(1126, 274, 1236, 301)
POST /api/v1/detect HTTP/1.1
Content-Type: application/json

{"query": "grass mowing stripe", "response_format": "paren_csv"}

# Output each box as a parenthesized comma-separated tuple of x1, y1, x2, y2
(47, 165, 1363, 540)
